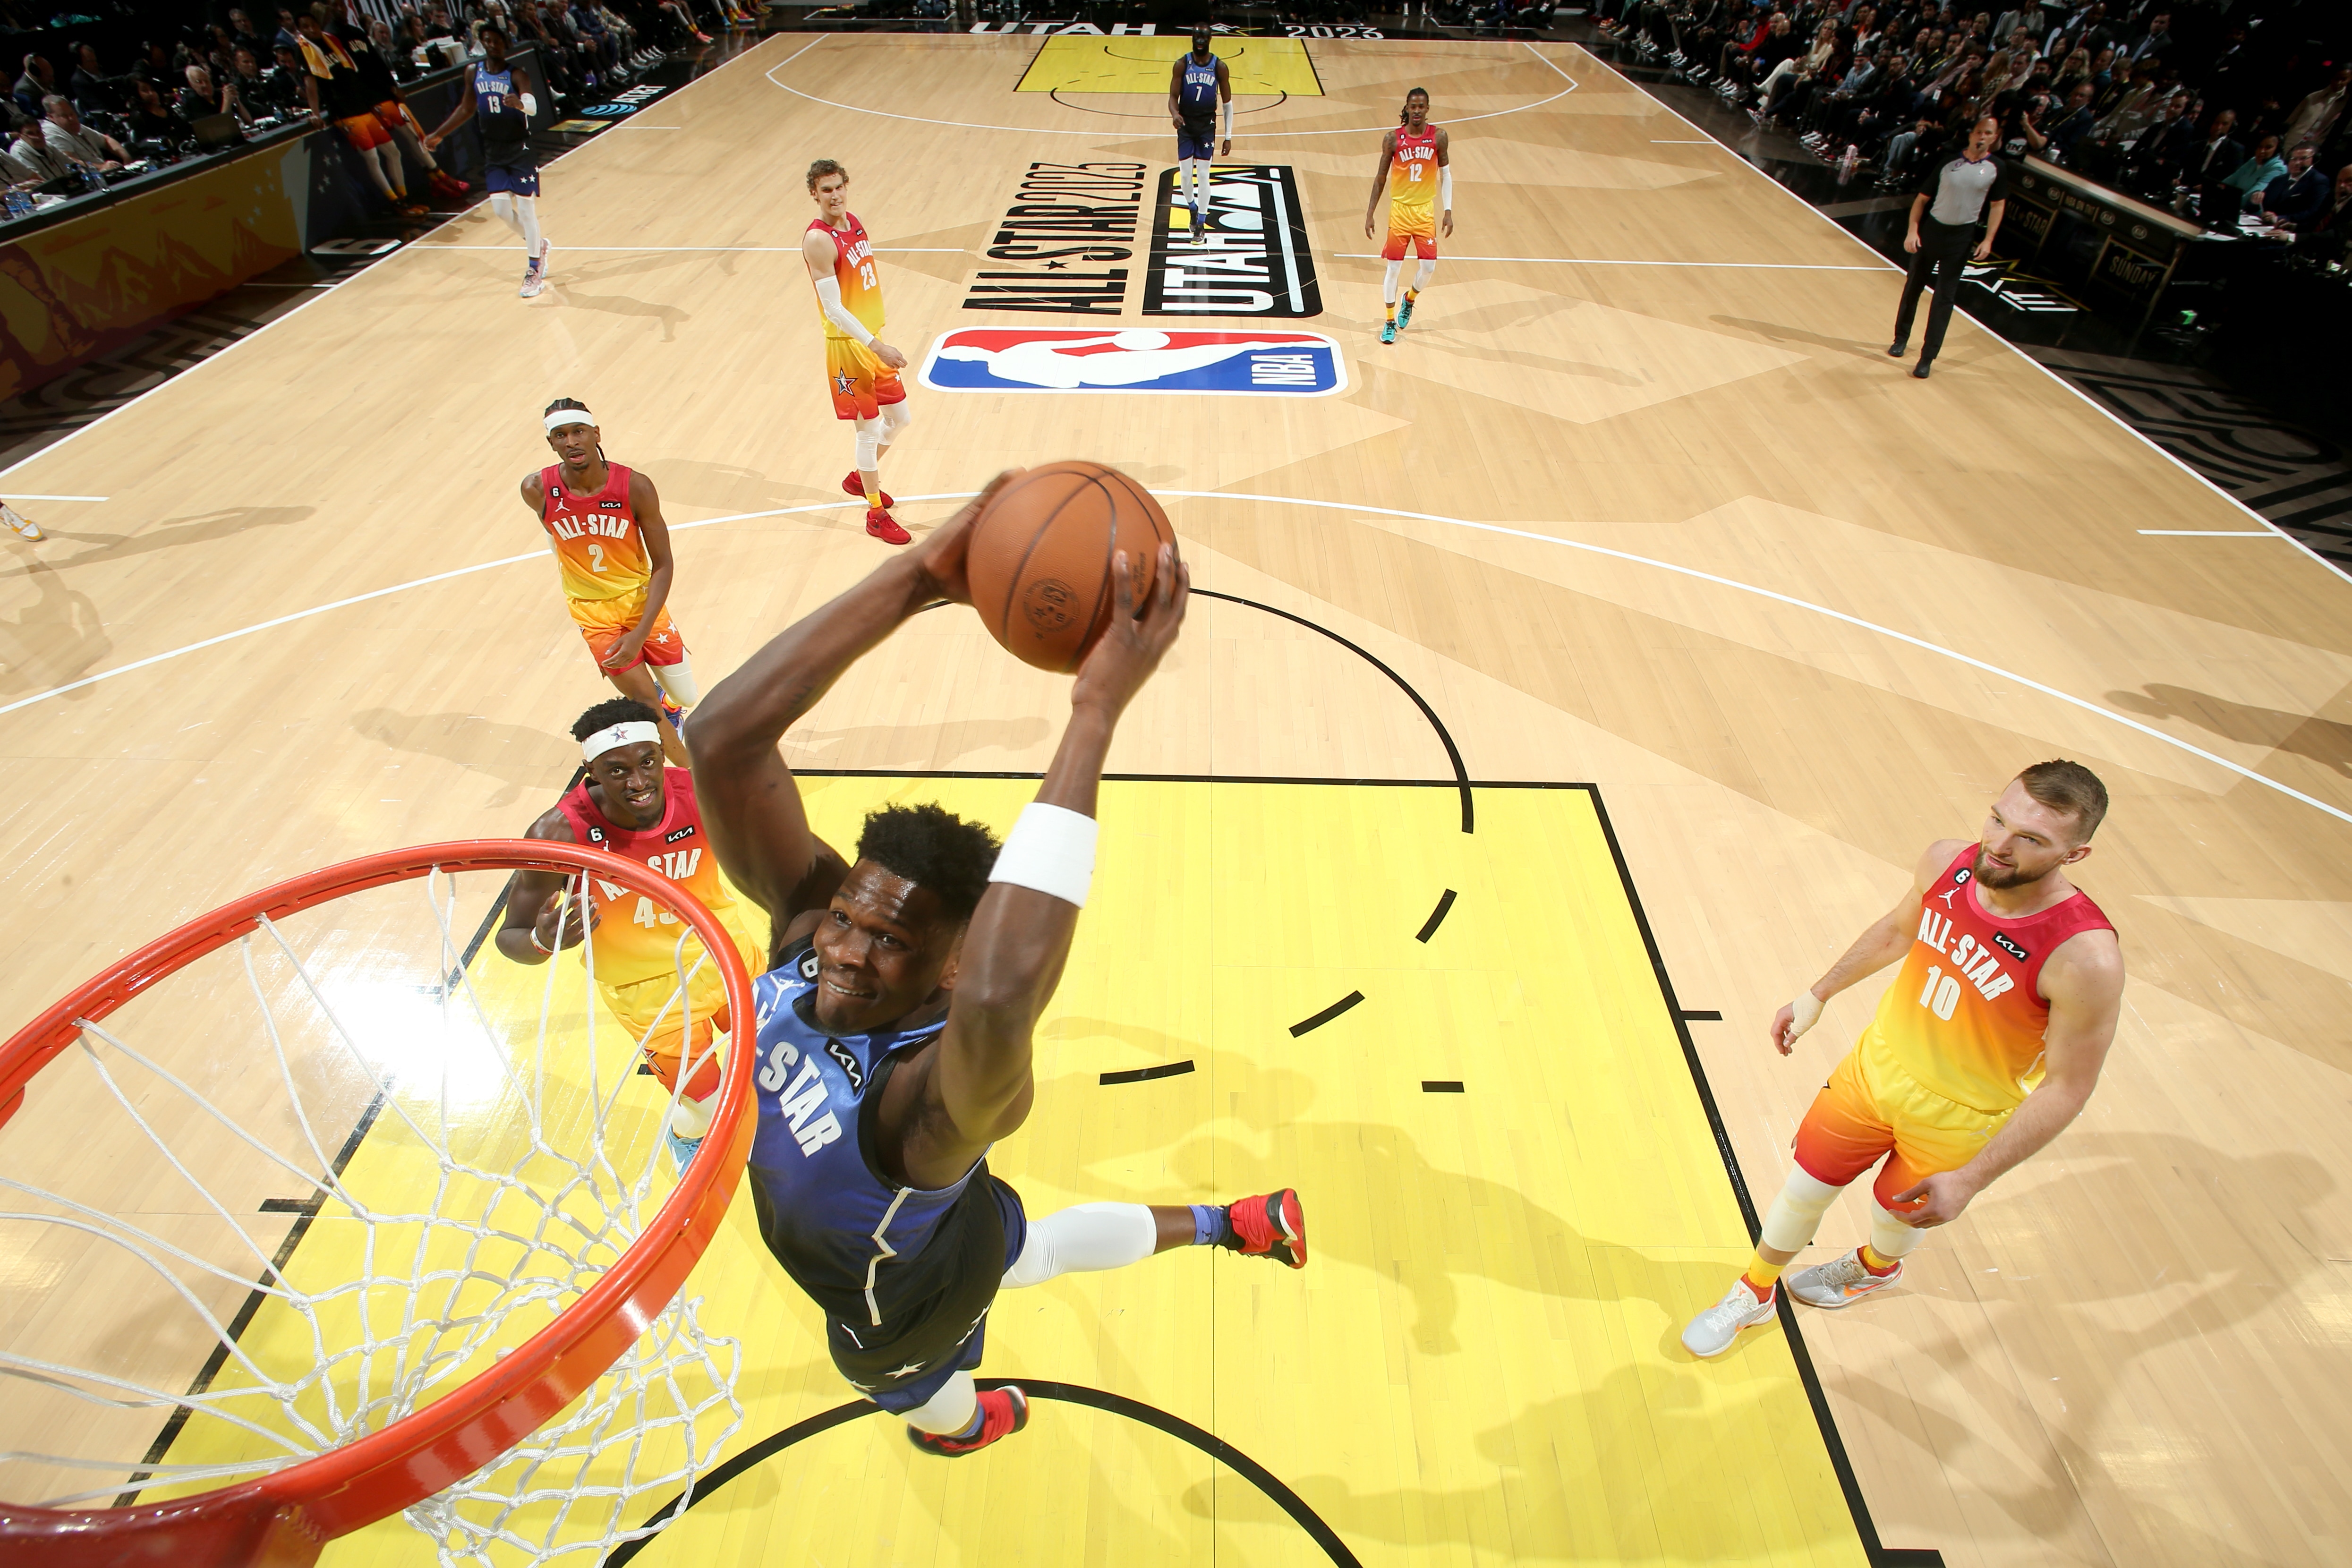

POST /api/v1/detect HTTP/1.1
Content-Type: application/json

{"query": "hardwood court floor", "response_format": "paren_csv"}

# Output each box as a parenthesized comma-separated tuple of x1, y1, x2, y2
(2, 32, 2350, 1568)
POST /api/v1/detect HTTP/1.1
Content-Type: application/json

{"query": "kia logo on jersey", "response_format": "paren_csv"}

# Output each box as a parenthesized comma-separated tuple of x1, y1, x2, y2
(919, 326, 1345, 397)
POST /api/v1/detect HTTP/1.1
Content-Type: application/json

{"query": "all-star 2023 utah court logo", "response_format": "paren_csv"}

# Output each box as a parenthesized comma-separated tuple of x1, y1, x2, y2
(919, 328, 1346, 397)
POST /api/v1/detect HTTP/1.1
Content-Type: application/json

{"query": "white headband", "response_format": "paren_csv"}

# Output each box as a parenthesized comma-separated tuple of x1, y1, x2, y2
(581, 721, 661, 762)
(545, 408, 596, 433)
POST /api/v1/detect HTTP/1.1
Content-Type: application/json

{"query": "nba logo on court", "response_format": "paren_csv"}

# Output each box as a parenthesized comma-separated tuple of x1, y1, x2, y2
(919, 327, 1346, 397)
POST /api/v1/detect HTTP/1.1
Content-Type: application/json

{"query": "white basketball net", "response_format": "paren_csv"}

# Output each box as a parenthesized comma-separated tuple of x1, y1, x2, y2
(0, 865, 745, 1566)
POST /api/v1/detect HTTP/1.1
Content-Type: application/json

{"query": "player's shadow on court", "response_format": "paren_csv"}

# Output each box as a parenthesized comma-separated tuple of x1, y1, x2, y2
(1710, 315, 1891, 362)
(0, 560, 110, 696)
(0, 505, 313, 573)
(2108, 682, 2352, 777)
(1820, 1133, 2331, 1561)
(349, 708, 578, 809)
(635, 458, 832, 515)
(1042, 1028, 1730, 1356)
(549, 263, 691, 341)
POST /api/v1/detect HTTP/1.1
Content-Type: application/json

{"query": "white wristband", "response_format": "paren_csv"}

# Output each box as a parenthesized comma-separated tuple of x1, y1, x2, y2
(1788, 991, 1823, 1040)
(989, 802, 1098, 908)
(1221, 99, 1232, 140)
(1439, 165, 1453, 211)
(518, 91, 537, 119)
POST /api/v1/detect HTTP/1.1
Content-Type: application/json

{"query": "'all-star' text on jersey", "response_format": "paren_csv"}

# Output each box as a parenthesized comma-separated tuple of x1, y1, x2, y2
(1178, 53, 1219, 119)
(1388, 123, 1441, 229)
(539, 462, 647, 602)
(1860, 845, 2115, 1113)
(743, 938, 1021, 1402)
(473, 60, 528, 153)
(554, 768, 745, 994)
(808, 213, 885, 342)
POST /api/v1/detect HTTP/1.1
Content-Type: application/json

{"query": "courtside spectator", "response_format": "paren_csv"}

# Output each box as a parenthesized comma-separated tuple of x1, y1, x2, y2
(43, 95, 128, 170)
(2213, 132, 2284, 224)
(124, 76, 194, 157)
(13, 53, 56, 120)
(69, 43, 121, 114)
(2253, 142, 2326, 227)
(8, 112, 77, 181)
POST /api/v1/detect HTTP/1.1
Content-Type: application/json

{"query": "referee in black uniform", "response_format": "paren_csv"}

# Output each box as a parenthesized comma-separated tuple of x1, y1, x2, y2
(1890, 113, 2008, 380)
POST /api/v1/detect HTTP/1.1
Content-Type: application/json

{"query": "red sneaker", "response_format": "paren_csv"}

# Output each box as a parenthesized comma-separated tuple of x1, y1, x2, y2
(1223, 1188, 1307, 1268)
(906, 1385, 1028, 1457)
(841, 470, 894, 508)
(866, 506, 911, 545)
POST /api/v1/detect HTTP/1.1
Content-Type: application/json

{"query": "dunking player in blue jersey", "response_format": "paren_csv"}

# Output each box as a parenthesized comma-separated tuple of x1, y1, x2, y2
(423, 23, 550, 298)
(687, 473, 1307, 1457)
(1166, 29, 1231, 247)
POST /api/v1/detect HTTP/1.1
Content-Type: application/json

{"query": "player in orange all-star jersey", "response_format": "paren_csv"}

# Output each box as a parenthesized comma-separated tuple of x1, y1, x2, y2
(1681, 760, 2127, 1358)
(520, 398, 696, 767)
(496, 698, 768, 1168)
(801, 157, 915, 547)
(1362, 86, 1453, 346)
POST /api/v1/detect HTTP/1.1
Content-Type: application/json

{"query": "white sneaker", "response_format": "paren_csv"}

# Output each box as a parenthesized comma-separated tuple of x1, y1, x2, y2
(1681, 1278, 1778, 1358)
(1786, 1248, 1903, 1308)
(1, 503, 42, 541)
(520, 256, 546, 299)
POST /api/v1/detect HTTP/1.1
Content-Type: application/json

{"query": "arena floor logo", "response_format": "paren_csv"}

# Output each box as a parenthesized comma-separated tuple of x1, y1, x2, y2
(918, 327, 1346, 396)
(962, 161, 1149, 315)
(1146, 165, 1321, 318)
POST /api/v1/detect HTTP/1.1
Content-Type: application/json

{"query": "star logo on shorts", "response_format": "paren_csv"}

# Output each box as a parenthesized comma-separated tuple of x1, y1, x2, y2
(835, 373, 854, 394)
(886, 1361, 926, 1379)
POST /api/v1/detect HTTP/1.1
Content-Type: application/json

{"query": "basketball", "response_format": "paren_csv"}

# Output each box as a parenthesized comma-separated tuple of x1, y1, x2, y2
(965, 461, 1179, 673)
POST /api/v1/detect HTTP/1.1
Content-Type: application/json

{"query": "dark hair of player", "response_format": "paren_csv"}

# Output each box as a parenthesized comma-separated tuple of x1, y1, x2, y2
(572, 696, 661, 741)
(856, 803, 1002, 925)
(806, 157, 847, 193)
(480, 20, 506, 42)
(1399, 86, 1429, 124)
(2015, 760, 2109, 843)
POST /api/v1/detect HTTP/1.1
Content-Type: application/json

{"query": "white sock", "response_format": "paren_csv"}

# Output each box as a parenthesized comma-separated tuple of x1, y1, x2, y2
(901, 1369, 979, 1433)
(1001, 1202, 1157, 1288)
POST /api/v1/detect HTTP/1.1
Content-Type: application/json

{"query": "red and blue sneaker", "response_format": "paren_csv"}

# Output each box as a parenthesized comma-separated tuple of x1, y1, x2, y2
(906, 1385, 1029, 1457)
(1223, 1188, 1307, 1269)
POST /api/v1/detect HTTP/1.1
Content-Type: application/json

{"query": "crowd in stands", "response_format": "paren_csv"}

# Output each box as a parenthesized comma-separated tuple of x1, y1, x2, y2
(4, 0, 759, 216)
(1591, 0, 2352, 260)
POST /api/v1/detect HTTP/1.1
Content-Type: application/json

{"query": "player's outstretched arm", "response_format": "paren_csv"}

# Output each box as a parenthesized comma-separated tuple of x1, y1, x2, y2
(910, 547, 1189, 1185)
(423, 75, 474, 148)
(685, 474, 1018, 931)
(1770, 836, 1969, 1054)
(1168, 57, 1184, 129)
(1891, 928, 2122, 1224)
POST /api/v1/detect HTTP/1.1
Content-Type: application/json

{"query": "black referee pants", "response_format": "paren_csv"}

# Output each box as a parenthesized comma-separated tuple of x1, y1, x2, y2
(1891, 215, 1975, 365)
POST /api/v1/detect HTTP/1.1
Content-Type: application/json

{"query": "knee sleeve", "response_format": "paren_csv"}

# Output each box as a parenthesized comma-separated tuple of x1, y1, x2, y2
(1382, 259, 1403, 305)
(1002, 1202, 1157, 1288)
(650, 654, 699, 707)
(513, 195, 544, 254)
(853, 418, 883, 471)
(1758, 1166, 1845, 1253)
(1414, 258, 1438, 291)
(1868, 1199, 1926, 1261)
(489, 192, 518, 230)
(900, 1369, 978, 1433)
(878, 400, 912, 440)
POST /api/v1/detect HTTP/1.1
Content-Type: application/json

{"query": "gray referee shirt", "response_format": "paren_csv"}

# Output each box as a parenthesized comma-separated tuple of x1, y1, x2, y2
(1917, 152, 2009, 225)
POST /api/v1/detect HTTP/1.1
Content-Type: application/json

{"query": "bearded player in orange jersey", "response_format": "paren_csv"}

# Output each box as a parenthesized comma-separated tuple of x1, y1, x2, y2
(496, 697, 768, 1168)
(1682, 760, 2126, 1357)
(1363, 86, 1452, 346)
(521, 399, 699, 767)
(802, 158, 915, 546)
